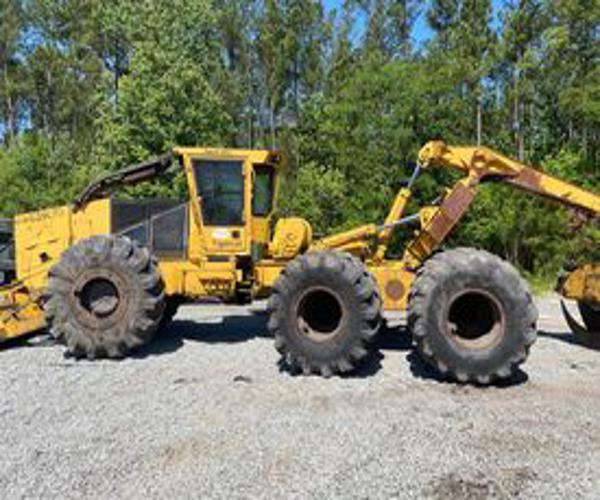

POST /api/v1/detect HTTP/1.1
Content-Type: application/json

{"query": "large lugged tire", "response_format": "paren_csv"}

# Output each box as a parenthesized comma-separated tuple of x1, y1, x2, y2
(44, 235, 165, 359)
(268, 251, 382, 377)
(408, 248, 538, 384)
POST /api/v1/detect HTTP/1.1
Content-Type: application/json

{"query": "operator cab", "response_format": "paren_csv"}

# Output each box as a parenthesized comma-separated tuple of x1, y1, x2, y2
(108, 148, 279, 267)
(192, 159, 276, 226)
(175, 147, 280, 261)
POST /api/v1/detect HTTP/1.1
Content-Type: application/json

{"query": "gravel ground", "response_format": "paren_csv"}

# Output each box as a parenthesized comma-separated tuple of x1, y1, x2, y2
(1, 295, 599, 499)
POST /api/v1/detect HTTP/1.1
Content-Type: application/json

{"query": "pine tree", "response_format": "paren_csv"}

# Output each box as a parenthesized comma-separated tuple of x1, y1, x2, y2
(0, 0, 24, 144)
(328, 5, 356, 91)
(363, 0, 387, 57)
(426, 0, 460, 50)
(501, 0, 548, 160)
(96, 2, 132, 111)
(214, 0, 259, 146)
(96, 0, 231, 166)
(257, 0, 287, 147)
(352, 0, 419, 59)
(427, 0, 496, 144)
(386, 0, 420, 58)
(256, 0, 329, 147)
(24, 0, 105, 143)
(546, 0, 600, 159)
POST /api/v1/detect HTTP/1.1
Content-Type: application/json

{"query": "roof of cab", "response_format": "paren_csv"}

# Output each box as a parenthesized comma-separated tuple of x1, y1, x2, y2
(172, 147, 280, 167)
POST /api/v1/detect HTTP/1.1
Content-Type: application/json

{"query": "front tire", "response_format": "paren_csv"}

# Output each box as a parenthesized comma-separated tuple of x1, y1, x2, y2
(44, 235, 165, 359)
(268, 251, 382, 377)
(408, 248, 538, 384)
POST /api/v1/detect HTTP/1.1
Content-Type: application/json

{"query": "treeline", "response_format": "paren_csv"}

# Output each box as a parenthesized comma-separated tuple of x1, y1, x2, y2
(0, 0, 598, 279)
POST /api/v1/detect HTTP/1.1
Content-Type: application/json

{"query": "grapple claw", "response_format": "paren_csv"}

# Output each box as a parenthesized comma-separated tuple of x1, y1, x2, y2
(560, 300, 600, 349)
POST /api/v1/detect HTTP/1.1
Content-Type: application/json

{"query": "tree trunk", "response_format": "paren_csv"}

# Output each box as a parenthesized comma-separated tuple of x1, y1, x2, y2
(293, 56, 299, 119)
(518, 100, 525, 161)
(3, 62, 15, 144)
(513, 70, 524, 161)
(114, 38, 120, 111)
(270, 95, 276, 149)
(476, 97, 482, 147)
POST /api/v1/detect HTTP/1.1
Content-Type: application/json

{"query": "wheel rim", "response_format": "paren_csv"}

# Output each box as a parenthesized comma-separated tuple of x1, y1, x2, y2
(444, 289, 506, 350)
(72, 269, 129, 328)
(296, 287, 346, 343)
(79, 278, 120, 317)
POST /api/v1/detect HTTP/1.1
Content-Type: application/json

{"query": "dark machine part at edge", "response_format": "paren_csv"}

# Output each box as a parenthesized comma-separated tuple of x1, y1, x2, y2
(74, 153, 174, 209)
(0, 219, 15, 286)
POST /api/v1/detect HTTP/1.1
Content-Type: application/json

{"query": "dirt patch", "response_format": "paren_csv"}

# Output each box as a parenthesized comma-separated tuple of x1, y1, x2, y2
(426, 467, 537, 499)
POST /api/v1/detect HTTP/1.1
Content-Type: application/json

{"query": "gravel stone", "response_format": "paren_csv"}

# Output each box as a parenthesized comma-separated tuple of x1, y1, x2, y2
(1, 296, 599, 499)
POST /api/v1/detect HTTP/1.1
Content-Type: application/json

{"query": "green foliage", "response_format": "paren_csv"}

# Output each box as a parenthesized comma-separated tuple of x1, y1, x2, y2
(278, 162, 347, 235)
(451, 185, 571, 275)
(292, 56, 483, 234)
(0, 136, 87, 216)
(95, 0, 232, 168)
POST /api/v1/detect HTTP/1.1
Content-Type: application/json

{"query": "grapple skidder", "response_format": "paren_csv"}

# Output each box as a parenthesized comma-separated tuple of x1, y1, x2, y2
(0, 141, 598, 383)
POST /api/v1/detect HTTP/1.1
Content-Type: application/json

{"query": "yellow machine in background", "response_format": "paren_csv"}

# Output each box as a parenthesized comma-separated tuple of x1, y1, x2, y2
(0, 141, 598, 384)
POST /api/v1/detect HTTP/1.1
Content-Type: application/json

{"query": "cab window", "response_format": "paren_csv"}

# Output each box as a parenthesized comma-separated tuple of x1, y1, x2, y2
(193, 160, 244, 226)
(253, 165, 274, 216)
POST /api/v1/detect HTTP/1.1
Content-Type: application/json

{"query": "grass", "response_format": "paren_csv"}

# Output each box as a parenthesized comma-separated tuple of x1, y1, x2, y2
(525, 272, 558, 297)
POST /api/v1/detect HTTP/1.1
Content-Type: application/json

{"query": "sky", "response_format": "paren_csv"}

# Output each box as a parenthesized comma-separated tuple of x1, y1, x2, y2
(323, 0, 505, 46)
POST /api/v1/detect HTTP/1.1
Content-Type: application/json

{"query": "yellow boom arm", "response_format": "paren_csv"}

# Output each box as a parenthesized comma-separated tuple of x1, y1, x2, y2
(416, 140, 600, 312)
(418, 141, 600, 215)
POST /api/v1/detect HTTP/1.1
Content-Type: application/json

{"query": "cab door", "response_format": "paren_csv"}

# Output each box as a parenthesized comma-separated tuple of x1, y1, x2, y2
(190, 157, 250, 256)
(250, 163, 276, 258)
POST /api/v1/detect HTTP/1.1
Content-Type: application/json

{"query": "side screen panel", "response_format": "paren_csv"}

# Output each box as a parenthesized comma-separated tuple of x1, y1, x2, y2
(112, 199, 188, 258)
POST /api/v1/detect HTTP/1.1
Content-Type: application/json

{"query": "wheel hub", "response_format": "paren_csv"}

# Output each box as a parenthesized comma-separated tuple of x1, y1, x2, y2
(444, 289, 505, 350)
(79, 278, 120, 317)
(296, 287, 346, 343)
(72, 269, 128, 328)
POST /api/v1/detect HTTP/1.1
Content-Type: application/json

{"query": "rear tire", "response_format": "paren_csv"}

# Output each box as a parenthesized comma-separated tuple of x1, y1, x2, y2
(44, 235, 165, 359)
(408, 248, 538, 384)
(268, 251, 382, 377)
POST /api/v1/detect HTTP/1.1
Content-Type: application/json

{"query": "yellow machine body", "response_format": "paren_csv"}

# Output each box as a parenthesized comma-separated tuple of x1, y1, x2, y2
(0, 141, 599, 342)
(560, 264, 600, 304)
(0, 147, 281, 340)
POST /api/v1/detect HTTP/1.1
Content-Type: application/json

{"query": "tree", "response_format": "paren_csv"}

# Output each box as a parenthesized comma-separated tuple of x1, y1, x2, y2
(95, 0, 232, 169)
(0, 0, 24, 144)
(500, 0, 548, 160)
(256, 0, 330, 147)
(350, 0, 419, 59)
(364, 0, 388, 57)
(96, 2, 132, 110)
(257, 0, 287, 147)
(386, 0, 420, 58)
(214, 0, 259, 146)
(545, 0, 600, 159)
(328, 5, 356, 91)
(293, 58, 457, 233)
(426, 0, 460, 50)
(23, 0, 105, 146)
(427, 0, 496, 145)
